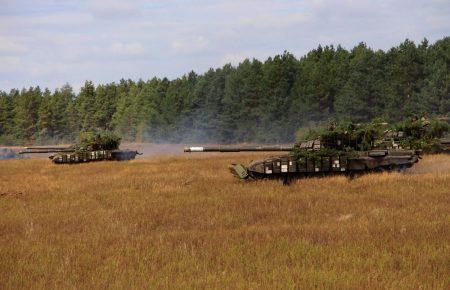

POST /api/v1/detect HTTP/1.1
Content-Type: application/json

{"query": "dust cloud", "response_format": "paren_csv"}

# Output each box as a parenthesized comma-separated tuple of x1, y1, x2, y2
(0, 148, 25, 160)
(406, 154, 450, 175)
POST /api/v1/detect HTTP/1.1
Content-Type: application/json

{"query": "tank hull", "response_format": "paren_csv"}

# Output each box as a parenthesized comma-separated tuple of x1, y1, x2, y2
(231, 149, 419, 180)
(50, 150, 138, 164)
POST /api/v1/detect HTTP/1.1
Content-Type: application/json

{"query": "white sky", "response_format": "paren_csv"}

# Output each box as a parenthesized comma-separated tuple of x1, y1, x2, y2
(0, 0, 449, 92)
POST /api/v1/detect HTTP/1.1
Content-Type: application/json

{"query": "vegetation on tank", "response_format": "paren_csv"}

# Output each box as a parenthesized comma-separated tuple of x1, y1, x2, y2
(393, 117, 449, 151)
(292, 117, 449, 159)
(291, 120, 386, 160)
(73, 130, 121, 152)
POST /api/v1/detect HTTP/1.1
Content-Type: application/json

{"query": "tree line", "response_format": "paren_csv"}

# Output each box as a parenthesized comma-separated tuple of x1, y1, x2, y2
(0, 37, 448, 145)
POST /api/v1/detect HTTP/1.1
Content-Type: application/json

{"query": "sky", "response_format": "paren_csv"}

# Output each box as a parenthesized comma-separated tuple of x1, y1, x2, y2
(0, 0, 449, 92)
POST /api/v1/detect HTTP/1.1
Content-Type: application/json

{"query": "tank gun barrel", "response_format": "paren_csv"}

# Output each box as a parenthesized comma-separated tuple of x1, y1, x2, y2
(184, 145, 294, 152)
(25, 146, 72, 150)
(19, 147, 74, 154)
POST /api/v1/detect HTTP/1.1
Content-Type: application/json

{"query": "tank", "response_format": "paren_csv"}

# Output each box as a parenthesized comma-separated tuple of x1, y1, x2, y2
(184, 144, 419, 182)
(184, 122, 420, 182)
(18, 131, 141, 164)
(19, 147, 141, 164)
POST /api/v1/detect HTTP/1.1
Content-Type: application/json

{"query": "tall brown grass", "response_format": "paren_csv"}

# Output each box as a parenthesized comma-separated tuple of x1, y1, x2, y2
(0, 154, 449, 289)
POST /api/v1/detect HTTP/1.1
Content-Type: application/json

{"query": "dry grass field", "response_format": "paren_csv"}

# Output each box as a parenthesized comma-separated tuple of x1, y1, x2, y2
(0, 153, 449, 289)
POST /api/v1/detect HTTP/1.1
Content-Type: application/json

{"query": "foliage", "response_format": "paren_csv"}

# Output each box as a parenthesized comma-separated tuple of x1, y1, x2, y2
(290, 120, 387, 160)
(296, 117, 449, 155)
(393, 118, 450, 150)
(0, 37, 449, 144)
(74, 130, 121, 152)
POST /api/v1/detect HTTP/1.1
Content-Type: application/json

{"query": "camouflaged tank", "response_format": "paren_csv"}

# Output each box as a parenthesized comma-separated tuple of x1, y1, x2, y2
(184, 142, 419, 182)
(19, 131, 141, 164)
(184, 122, 420, 182)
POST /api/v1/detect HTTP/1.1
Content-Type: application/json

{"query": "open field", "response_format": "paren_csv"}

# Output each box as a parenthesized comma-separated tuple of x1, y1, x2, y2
(0, 153, 449, 289)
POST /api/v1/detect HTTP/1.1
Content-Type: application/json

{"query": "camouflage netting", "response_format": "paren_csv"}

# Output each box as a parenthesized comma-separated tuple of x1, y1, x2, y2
(73, 131, 121, 152)
(291, 120, 385, 159)
(292, 117, 449, 159)
(393, 118, 449, 151)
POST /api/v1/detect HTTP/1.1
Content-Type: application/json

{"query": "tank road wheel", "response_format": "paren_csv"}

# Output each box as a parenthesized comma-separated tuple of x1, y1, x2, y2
(283, 174, 291, 185)
(395, 164, 408, 173)
(378, 165, 393, 173)
(347, 171, 357, 181)
(252, 172, 268, 180)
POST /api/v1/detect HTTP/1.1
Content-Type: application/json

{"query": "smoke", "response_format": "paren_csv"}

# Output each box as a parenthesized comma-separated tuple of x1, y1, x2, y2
(134, 112, 303, 145)
(0, 148, 24, 160)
